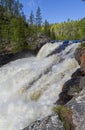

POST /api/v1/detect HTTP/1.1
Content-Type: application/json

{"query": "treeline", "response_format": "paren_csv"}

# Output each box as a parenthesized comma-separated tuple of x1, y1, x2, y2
(0, 0, 85, 53)
(0, 0, 27, 52)
(28, 8, 50, 37)
(0, 0, 50, 53)
(50, 18, 85, 40)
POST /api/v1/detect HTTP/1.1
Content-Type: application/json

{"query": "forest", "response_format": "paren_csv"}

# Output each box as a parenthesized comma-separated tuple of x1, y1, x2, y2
(0, 0, 85, 54)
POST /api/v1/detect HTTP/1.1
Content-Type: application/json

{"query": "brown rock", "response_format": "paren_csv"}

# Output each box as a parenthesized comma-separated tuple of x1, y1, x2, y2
(80, 53, 85, 74)
(75, 47, 85, 75)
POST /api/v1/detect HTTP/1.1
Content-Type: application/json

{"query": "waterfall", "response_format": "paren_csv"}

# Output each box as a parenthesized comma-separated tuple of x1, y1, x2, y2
(0, 42, 80, 130)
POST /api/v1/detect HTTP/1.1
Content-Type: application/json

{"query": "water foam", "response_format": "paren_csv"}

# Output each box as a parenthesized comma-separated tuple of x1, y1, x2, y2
(0, 42, 80, 130)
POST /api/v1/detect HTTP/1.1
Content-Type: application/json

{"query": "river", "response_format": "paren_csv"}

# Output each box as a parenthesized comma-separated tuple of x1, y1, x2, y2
(0, 41, 80, 130)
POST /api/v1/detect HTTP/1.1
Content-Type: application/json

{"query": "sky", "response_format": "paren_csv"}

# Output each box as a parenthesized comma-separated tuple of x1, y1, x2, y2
(20, 0, 85, 23)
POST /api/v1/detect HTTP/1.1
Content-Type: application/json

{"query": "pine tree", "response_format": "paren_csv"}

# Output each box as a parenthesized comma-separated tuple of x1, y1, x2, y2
(44, 19, 50, 36)
(35, 6, 42, 32)
(29, 11, 34, 26)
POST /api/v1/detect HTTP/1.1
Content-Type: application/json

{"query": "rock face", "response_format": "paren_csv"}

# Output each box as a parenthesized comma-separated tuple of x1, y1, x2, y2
(23, 113, 65, 130)
(75, 47, 85, 75)
(57, 47, 85, 105)
(57, 69, 83, 105)
(66, 88, 85, 130)
(36, 34, 50, 49)
(26, 34, 50, 53)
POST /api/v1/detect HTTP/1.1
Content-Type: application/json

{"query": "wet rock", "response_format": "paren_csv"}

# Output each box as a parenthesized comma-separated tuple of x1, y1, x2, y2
(57, 91, 73, 105)
(0, 53, 14, 67)
(57, 69, 82, 105)
(0, 50, 34, 67)
(71, 68, 82, 77)
(23, 113, 65, 130)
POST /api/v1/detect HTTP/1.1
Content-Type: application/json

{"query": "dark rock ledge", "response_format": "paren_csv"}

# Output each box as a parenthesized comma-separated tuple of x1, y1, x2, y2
(0, 50, 34, 67)
(22, 47, 85, 130)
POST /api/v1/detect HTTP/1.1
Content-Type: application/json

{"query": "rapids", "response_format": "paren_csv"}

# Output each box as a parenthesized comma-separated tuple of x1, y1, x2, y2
(0, 42, 80, 130)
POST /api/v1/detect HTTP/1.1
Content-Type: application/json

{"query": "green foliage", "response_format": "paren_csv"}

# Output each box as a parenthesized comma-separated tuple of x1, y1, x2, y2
(50, 19, 85, 40)
(43, 19, 50, 37)
(0, 0, 24, 17)
(0, 0, 27, 53)
(10, 17, 26, 52)
(80, 42, 85, 48)
(0, 1, 85, 54)
(29, 11, 34, 26)
(53, 105, 75, 130)
(35, 6, 42, 33)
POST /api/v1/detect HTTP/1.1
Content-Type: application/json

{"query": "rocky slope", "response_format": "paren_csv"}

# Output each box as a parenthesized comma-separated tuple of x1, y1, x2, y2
(23, 46, 85, 130)
(23, 113, 65, 130)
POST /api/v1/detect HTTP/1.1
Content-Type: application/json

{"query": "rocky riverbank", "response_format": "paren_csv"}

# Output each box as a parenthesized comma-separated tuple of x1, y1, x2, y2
(0, 35, 49, 67)
(0, 50, 34, 67)
(23, 46, 85, 130)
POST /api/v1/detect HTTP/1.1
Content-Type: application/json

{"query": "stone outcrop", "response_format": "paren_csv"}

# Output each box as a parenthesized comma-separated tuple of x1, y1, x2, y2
(75, 47, 85, 75)
(57, 47, 85, 105)
(66, 88, 85, 130)
(57, 69, 82, 105)
(26, 34, 50, 52)
(23, 113, 65, 130)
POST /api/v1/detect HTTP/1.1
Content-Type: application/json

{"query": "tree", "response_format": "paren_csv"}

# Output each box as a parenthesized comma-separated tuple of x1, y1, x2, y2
(29, 11, 34, 26)
(0, 0, 24, 17)
(10, 17, 26, 51)
(44, 19, 50, 36)
(35, 6, 42, 32)
(14, 0, 24, 17)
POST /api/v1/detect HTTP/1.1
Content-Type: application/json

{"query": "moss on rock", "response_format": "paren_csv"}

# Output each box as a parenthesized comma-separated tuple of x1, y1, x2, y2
(53, 105, 76, 130)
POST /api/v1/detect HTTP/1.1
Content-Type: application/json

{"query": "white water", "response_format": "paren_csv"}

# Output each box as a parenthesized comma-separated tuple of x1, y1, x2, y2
(0, 42, 80, 130)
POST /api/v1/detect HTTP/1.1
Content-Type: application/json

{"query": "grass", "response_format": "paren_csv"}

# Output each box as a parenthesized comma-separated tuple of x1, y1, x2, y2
(53, 105, 76, 130)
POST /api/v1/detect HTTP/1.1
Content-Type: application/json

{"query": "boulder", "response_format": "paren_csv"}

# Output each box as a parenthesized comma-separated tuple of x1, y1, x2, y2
(74, 48, 82, 65)
(79, 76, 85, 89)
(75, 47, 85, 75)
(57, 69, 82, 105)
(80, 53, 85, 74)
(66, 88, 85, 130)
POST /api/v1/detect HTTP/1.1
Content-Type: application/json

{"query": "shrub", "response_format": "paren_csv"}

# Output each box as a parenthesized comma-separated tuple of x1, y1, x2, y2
(53, 105, 75, 130)
(80, 42, 85, 48)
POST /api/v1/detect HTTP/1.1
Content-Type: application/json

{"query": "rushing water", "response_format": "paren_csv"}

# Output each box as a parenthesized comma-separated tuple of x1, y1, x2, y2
(0, 42, 80, 130)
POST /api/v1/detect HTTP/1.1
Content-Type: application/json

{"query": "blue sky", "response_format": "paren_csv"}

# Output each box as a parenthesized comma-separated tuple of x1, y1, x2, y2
(20, 0, 85, 23)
